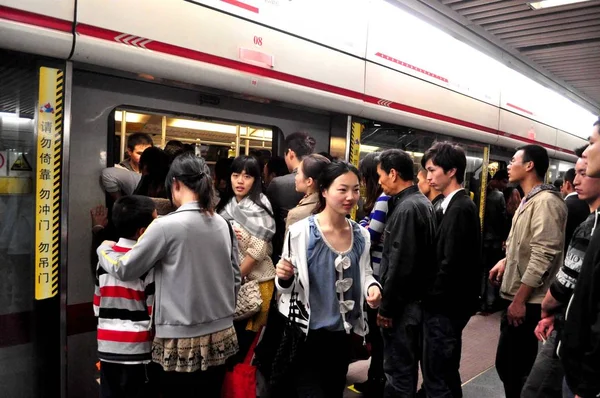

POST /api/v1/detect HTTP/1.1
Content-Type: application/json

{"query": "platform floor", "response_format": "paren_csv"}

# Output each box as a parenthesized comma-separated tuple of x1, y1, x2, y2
(344, 311, 504, 397)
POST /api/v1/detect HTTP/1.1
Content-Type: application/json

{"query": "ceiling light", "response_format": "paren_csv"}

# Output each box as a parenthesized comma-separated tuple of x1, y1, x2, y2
(114, 111, 147, 123)
(529, 0, 592, 10)
(168, 119, 238, 134)
(360, 145, 380, 153)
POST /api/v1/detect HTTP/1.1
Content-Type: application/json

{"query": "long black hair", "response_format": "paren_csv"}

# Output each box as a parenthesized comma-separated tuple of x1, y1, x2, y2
(215, 155, 273, 216)
(359, 152, 382, 215)
(316, 161, 361, 213)
(134, 147, 171, 198)
(165, 153, 215, 213)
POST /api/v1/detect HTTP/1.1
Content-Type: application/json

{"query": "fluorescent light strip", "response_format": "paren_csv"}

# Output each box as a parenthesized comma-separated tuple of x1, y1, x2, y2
(114, 112, 147, 123)
(529, 0, 592, 10)
(169, 119, 238, 134)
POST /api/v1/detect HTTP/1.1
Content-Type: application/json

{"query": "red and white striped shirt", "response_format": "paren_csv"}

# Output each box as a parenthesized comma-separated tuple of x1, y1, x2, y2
(93, 238, 154, 364)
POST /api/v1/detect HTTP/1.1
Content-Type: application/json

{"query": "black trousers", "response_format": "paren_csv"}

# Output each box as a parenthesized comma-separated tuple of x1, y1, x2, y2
(422, 311, 470, 398)
(366, 304, 385, 382)
(157, 364, 226, 398)
(100, 362, 156, 398)
(496, 302, 542, 398)
(381, 302, 422, 398)
(293, 329, 352, 398)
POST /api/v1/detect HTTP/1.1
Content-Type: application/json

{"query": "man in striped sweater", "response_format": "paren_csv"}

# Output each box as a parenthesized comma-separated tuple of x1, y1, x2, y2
(93, 195, 157, 398)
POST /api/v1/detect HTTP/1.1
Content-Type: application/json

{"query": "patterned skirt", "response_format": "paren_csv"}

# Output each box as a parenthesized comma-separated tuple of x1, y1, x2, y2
(152, 326, 238, 372)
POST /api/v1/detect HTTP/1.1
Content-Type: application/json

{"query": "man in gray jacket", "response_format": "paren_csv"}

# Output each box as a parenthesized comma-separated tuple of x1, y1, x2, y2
(266, 132, 316, 261)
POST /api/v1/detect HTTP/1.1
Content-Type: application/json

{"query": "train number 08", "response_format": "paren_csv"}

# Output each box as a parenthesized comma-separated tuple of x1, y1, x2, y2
(253, 36, 263, 46)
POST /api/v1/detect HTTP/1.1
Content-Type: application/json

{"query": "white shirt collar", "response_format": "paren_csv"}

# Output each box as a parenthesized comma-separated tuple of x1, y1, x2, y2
(441, 188, 464, 214)
(116, 238, 137, 249)
(565, 192, 578, 200)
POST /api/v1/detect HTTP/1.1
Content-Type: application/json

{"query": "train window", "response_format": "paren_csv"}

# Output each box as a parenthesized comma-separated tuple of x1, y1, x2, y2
(111, 108, 274, 175)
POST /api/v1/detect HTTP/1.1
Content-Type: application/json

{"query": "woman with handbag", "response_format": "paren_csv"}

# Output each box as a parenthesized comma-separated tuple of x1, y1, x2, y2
(216, 155, 277, 358)
(275, 161, 383, 397)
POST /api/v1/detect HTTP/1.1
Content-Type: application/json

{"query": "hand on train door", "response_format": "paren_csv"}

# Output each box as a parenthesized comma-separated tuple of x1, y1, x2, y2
(90, 205, 108, 231)
(489, 258, 507, 286)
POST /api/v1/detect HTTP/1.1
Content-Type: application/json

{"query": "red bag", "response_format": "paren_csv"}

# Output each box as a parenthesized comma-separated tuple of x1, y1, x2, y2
(222, 331, 261, 398)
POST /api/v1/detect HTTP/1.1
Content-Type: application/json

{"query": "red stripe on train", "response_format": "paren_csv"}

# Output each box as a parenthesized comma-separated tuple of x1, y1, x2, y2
(0, 5, 71, 32)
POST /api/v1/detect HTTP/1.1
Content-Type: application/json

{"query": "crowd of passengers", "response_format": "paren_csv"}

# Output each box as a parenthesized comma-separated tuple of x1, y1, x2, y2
(90, 125, 600, 398)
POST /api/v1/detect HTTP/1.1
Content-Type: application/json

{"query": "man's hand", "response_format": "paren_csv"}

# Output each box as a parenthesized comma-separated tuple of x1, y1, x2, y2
(276, 259, 294, 281)
(489, 258, 506, 286)
(507, 300, 526, 327)
(90, 205, 108, 229)
(534, 315, 555, 342)
(377, 313, 393, 329)
(367, 286, 382, 308)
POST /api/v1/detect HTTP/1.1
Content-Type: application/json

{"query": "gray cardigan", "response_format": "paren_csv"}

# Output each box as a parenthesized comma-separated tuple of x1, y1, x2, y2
(97, 202, 241, 338)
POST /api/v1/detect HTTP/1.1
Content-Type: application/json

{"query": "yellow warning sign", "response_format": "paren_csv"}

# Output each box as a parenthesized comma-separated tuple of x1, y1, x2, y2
(348, 122, 363, 221)
(11, 153, 32, 171)
(35, 67, 64, 300)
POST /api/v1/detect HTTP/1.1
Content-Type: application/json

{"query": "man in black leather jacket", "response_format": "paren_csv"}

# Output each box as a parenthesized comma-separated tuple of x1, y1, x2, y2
(376, 149, 437, 398)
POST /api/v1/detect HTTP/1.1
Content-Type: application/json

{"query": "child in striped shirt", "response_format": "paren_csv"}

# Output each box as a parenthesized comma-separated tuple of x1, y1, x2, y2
(93, 195, 157, 398)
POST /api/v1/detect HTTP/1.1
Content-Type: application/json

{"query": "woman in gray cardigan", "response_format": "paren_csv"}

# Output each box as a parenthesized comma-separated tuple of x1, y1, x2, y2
(97, 153, 241, 398)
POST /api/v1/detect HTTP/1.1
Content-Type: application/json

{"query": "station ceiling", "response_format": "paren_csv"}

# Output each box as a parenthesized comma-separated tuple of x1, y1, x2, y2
(417, 0, 600, 111)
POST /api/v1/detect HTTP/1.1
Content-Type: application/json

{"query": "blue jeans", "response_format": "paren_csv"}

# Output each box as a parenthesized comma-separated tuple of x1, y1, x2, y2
(422, 311, 470, 398)
(381, 302, 422, 398)
(521, 330, 563, 398)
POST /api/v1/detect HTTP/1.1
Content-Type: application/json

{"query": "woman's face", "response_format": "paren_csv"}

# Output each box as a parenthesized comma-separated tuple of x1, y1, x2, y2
(322, 172, 360, 216)
(295, 161, 309, 193)
(231, 169, 254, 200)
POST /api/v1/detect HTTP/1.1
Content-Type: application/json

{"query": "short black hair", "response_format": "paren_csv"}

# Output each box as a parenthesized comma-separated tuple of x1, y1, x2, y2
(553, 179, 563, 190)
(421, 141, 467, 184)
(516, 144, 549, 180)
(492, 169, 509, 181)
(265, 156, 288, 178)
(575, 144, 589, 158)
(163, 140, 187, 161)
(284, 132, 316, 160)
(379, 149, 414, 182)
(112, 195, 156, 240)
(594, 118, 600, 127)
(126, 133, 153, 151)
(564, 169, 576, 186)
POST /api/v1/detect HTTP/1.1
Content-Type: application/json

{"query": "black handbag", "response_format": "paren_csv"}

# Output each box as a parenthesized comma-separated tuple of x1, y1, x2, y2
(254, 235, 305, 394)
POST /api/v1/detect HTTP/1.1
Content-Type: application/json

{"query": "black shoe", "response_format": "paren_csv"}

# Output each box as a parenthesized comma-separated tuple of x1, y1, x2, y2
(354, 378, 384, 397)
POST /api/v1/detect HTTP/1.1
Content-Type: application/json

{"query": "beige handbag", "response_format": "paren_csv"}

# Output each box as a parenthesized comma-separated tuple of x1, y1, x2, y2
(234, 279, 263, 321)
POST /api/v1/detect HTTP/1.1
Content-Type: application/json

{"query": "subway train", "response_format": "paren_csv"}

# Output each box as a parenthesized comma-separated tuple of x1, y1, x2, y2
(0, 0, 595, 396)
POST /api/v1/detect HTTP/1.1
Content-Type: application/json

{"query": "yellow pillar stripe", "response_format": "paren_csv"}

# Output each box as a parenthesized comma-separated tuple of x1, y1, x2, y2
(349, 122, 363, 221)
(35, 67, 64, 300)
(479, 146, 490, 233)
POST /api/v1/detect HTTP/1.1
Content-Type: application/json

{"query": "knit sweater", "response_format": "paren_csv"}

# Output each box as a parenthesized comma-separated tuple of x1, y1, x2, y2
(94, 238, 154, 363)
